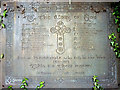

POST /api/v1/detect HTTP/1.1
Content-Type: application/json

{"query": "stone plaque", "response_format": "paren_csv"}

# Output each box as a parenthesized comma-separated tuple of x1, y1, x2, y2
(1, 1, 118, 88)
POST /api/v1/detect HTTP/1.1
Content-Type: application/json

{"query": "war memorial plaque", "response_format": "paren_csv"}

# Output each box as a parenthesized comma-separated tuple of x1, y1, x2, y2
(0, 1, 118, 88)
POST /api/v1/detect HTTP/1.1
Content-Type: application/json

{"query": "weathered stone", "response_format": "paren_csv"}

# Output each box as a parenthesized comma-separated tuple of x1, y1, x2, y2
(0, 1, 118, 88)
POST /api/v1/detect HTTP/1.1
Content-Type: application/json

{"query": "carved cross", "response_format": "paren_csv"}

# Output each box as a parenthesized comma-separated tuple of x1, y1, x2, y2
(50, 21, 71, 54)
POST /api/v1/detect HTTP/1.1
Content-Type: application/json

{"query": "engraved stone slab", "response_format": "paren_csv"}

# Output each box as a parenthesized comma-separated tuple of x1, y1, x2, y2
(1, 1, 118, 88)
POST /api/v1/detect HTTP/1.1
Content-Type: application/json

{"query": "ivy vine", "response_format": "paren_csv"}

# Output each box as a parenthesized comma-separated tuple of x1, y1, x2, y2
(0, 6, 8, 59)
(0, 9, 7, 28)
(92, 75, 104, 90)
(108, 2, 120, 58)
(8, 78, 45, 90)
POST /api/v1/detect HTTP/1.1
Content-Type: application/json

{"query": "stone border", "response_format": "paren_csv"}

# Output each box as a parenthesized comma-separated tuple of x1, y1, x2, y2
(0, 1, 119, 89)
(1, 0, 120, 2)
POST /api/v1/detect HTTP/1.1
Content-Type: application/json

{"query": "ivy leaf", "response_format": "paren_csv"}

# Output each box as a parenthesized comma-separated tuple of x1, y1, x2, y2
(111, 33, 115, 36)
(35, 88, 39, 90)
(115, 52, 119, 56)
(96, 84, 100, 88)
(113, 43, 119, 51)
(114, 47, 117, 52)
(0, 15, 3, 23)
(115, 11, 120, 15)
(0, 19, 1, 22)
(115, 43, 118, 46)
(95, 79, 99, 82)
(115, 19, 119, 24)
(111, 38, 116, 42)
(23, 88, 27, 90)
(1, 23, 5, 28)
(3, 13, 6, 17)
(99, 86, 104, 90)
(40, 84, 44, 88)
(117, 28, 120, 32)
(117, 53, 120, 58)
(24, 78, 28, 81)
(110, 41, 115, 46)
(113, 36, 116, 39)
(23, 82, 28, 86)
(92, 75, 98, 82)
(114, 43, 119, 48)
(22, 80, 26, 84)
(119, 24, 120, 27)
(117, 16, 120, 18)
(20, 85, 25, 88)
(0, 54, 4, 59)
(40, 81, 45, 84)
(8, 85, 12, 88)
(111, 36, 116, 41)
(3, 10, 7, 17)
(93, 87, 97, 90)
(94, 82, 98, 86)
(112, 12, 115, 15)
(108, 34, 112, 39)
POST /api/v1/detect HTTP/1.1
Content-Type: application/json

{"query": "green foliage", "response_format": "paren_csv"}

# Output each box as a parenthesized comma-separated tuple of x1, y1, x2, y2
(92, 75, 98, 82)
(22, 80, 26, 84)
(1, 23, 5, 28)
(109, 3, 120, 59)
(20, 77, 29, 89)
(3, 9, 8, 17)
(112, 36, 116, 41)
(106, 2, 120, 62)
(117, 27, 120, 32)
(92, 75, 104, 90)
(0, 9, 7, 29)
(20, 85, 25, 88)
(114, 47, 118, 52)
(24, 78, 28, 81)
(115, 51, 119, 56)
(8, 85, 13, 90)
(36, 81, 45, 90)
(40, 81, 45, 85)
(109, 38, 120, 58)
(115, 18, 119, 24)
(0, 15, 2, 22)
(112, 3, 120, 16)
(108, 33, 115, 40)
(117, 53, 120, 58)
(110, 41, 115, 46)
(0, 54, 4, 59)
(95, 79, 99, 83)
(23, 82, 28, 86)
(108, 35, 112, 39)
(7, 76, 45, 89)
(114, 43, 119, 52)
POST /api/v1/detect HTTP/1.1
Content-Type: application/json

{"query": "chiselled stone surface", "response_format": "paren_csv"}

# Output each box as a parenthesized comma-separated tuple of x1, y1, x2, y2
(1, 1, 118, 88)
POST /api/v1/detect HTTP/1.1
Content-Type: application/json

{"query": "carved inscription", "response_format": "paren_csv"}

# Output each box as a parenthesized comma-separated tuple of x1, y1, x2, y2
(3, 2, 118, 88)
(18, 11, 109, 77)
